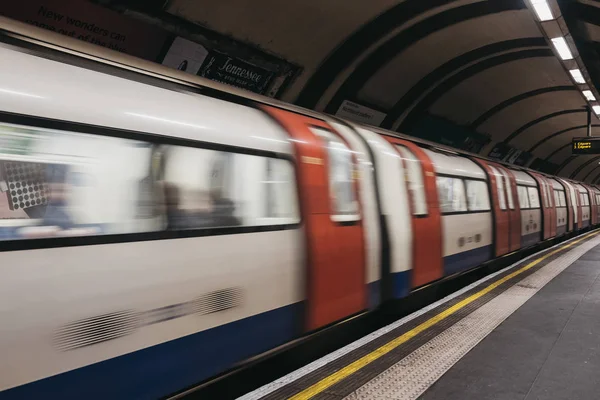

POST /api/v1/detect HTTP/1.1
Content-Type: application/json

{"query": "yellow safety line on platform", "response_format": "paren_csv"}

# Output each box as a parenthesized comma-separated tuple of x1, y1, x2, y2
(290, 231, 599, 400)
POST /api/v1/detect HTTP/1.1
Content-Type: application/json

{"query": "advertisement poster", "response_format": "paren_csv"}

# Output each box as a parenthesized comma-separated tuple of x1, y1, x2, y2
(0, 0, 168, 61)
(197, 51, 274, 95)
(161, 37, 208, 75)
(335, 100, 387, 126)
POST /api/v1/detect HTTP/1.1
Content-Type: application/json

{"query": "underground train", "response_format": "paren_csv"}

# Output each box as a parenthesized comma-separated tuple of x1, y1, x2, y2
(0, 33, 599, 400)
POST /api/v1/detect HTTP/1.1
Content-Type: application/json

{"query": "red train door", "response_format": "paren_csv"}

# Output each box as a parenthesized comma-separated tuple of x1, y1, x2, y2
(261, 105, 366, 331)
(530, 172, 552, 240)
(586, 185, 597, 225)
(496, 165, 521, 252)
(544, 177, 557, 237)
(473, 160, 509, 257)
(559, 179, 574, 232)
(384, 137, 443, 288)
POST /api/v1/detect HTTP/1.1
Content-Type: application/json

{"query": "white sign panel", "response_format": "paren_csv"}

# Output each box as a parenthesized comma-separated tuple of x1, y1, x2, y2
(162, 36, 209, 75)
(335, 100, 387, 126)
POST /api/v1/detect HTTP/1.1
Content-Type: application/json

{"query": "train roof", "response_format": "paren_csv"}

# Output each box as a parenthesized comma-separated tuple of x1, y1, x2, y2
(422, 148, 486, 179)
(510, 169, 537, 186)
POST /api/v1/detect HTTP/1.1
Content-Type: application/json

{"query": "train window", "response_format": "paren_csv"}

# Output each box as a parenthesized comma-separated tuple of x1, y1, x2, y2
(436, 176, 467, 214)
(517, 185, 530, 209)
(312, 128, 360, 221)
(0, 122, 300, 241)
(396, 146, 427, 216)
(527, 187, 541, 208)
(263, 158, 299, 221)
(554, 190, 561, 207)
(465, 179, 491, 212)
(489, 166, 506, 210)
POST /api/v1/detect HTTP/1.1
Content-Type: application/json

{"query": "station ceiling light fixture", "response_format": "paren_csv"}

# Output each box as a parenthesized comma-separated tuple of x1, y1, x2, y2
(569, 68, 585, 84)
(583, 90, 596, 101)
(593, 105, 600, 115)
(530, 0, 554, 21)
(551, 37, 574, 60)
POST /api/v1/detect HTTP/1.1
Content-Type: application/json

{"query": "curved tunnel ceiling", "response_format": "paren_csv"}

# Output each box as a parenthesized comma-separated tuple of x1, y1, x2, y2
(105, 0, 600, 181)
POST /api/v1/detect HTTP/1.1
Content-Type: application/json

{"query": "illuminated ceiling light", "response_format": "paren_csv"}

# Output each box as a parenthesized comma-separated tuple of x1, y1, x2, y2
(569, 68, 585, 84)
(593, 105, 600, 114)
(530, 0, 554, 21)
(583, 90, 596, 101)
(551, 37, 574, 60)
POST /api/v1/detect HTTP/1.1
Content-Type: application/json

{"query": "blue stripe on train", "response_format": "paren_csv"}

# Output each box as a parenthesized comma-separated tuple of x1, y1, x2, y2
(1, 303, 302, 400)
(391, 270, 410, 298)
(444, 245, 493, 276)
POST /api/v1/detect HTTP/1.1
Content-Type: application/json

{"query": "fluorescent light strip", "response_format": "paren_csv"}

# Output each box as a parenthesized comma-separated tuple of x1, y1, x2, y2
(531, 0, 553, 21)
(583, 90, 596, 101)
(593, 105, 600, 115)
(551, 37, 574, 60)
(570, 68, 585, 84)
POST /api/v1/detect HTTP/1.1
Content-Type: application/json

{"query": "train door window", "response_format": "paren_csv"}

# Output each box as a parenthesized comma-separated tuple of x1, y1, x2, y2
(396, 146, 427, 216)
(311, 127, 360, 221)
(489, 166, 506, 210)
(527, 186, 541, 208)
(559, 191, 567, 207)
(545, 183, 553, 208)
(436, 176, 467, 214)
(517, 185, 530, 209)
(465, 179, 491, 212)
(540, 182, 548, 208)
(503, 171, 515, 210)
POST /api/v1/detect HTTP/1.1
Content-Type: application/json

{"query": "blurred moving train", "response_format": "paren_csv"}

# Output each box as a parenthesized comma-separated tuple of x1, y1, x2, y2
(0, 29, 599, 400)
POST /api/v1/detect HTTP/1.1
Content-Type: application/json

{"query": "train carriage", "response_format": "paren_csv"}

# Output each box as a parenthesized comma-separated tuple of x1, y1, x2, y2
(423, 149, 493, 276)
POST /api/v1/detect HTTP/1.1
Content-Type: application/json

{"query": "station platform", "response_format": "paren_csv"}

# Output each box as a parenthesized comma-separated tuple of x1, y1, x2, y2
(239, 230, 600, 400)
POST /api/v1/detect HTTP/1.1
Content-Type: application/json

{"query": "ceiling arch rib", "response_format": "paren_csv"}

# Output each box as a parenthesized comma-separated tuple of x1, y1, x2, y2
(294, 0, 457, 108)
(503, 109, 587, 144)
(470, 86, 576, 130)
(323, 0, 527, 114)
(556, 154, 577, 174)
(582, 163, 600, 182)
(527, 124, 600, 153)
(570, 155, 600, 179)
(379, 37, 547, 129)
(397, 49, 553, 131)
(546, 143, 572, 162)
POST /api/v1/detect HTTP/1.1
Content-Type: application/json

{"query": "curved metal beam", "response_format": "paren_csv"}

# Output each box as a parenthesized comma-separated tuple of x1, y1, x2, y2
(570, 155, 600, 179)
(398, 49, 553, 131)
(294, 0, 457, 108)
(556, 155, 576, 174)
(503, 109, 586, 144)
(379, 38, 546, 128)
(322, 0, 527, 113)
(470, 86, 576, 130)
(527, 124, 600, 153)
(545, 143, 572, 161)
(582, 163, 600, 182)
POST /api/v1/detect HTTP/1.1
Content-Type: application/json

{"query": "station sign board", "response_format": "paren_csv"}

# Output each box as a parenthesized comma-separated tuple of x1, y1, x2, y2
(572, 137, 600, 155)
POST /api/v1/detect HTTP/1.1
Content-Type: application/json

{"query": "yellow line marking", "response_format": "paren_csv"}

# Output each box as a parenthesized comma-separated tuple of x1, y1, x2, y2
(290, 231, 599, 400)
